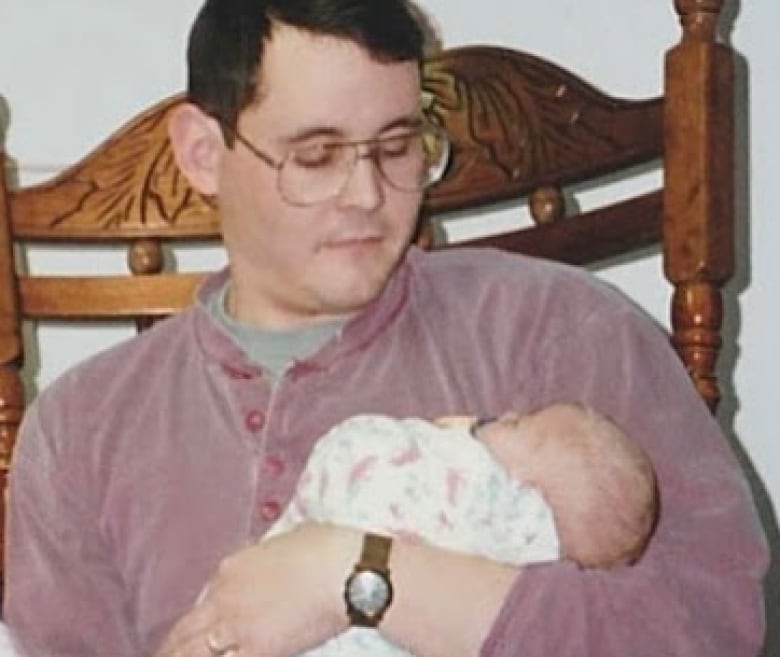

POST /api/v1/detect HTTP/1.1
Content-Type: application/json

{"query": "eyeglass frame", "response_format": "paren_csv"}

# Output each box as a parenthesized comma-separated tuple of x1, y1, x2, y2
(211, 116, 450, 207)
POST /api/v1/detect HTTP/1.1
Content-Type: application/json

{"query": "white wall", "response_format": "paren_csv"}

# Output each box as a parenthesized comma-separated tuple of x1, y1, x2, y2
(2, 0, 778, 632)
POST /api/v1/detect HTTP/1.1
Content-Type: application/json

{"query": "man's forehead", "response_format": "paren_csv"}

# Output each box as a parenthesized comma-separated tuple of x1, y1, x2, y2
(244, 26, 422, 139)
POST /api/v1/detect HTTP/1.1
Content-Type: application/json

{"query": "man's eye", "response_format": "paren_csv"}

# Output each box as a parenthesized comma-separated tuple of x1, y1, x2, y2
(379, 134, 416, 158)
(290, 144, 339, 168)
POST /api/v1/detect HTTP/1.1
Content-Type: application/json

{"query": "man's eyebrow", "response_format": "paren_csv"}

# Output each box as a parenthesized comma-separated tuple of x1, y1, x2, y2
(280, 114, 424, 145)
(378, 115, 424, 133)
(282, 127, 344, 145)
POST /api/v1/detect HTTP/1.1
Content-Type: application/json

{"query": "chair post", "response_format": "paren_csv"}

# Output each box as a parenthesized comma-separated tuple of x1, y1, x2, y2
(0, 151, 26, 570)
(663, 0, 735, 412)
(129, 238, 166, 332)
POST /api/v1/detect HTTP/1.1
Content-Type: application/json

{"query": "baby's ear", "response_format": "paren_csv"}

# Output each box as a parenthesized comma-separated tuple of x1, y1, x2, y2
(432, 415, 477, 431)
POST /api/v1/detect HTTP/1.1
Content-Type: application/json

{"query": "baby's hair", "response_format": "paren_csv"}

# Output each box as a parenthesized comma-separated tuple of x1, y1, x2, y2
(526, 403, 659, 568)
(576, 406, 659, 565)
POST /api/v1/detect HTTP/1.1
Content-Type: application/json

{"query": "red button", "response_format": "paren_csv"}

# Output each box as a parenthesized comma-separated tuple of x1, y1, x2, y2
(259, 500, 282, 522)
(264, 455, 285, 477)
(245, 410, 265, 432)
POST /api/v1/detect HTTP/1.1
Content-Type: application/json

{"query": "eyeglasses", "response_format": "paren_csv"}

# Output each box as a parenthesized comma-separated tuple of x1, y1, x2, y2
(223, 122, 450, 207)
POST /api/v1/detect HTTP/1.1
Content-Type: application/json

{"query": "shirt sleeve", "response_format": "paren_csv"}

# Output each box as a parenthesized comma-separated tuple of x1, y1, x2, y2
(3, 401, 140, 657)
(480, 304, 769, 657)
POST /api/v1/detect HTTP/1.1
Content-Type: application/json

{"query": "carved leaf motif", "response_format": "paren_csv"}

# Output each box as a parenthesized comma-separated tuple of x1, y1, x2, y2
(422, 47, 661, 211)
(423, 63, 531, 186)
(13, 95, 217, 238)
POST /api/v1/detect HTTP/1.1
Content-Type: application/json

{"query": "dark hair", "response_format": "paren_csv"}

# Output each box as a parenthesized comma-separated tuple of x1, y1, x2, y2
(186, 0, 426, 142)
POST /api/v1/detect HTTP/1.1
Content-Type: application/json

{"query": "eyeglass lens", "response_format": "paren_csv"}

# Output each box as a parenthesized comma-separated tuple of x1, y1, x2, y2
(277, 127, 449, 206)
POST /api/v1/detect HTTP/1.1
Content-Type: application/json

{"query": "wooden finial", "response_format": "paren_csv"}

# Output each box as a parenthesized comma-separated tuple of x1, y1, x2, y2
(674, 0, 724, 41)
(530, 186, 566, 226)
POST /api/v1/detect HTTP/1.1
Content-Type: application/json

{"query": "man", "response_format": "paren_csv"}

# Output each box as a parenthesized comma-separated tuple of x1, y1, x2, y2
(4, 1, 768, 656)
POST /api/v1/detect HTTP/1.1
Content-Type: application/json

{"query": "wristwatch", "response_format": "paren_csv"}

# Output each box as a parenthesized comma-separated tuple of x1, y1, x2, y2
(344, 532, 394, 627)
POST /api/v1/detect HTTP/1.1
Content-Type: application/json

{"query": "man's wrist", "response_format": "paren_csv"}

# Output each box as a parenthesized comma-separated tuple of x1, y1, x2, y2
(344, 533, 394, 627)
(298, 523, 362, 634)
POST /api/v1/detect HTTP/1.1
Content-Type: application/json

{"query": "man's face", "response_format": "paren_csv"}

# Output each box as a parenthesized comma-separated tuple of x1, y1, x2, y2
(217, 25, 424, 329)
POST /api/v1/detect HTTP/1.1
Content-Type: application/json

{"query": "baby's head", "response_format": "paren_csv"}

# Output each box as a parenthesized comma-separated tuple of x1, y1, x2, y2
(474, 403, 658, 568)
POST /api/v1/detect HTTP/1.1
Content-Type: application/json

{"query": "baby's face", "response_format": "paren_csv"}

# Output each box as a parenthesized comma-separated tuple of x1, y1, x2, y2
(469, 412, 544, 481)
(475, 404, 597, 450)
(433, 413, 536, 442)
(434, 411, 563, 478)
(471, 412, 536, 442)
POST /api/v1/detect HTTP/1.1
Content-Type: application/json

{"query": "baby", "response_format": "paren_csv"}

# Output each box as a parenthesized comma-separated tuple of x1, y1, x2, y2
(266, 403, 658, 657)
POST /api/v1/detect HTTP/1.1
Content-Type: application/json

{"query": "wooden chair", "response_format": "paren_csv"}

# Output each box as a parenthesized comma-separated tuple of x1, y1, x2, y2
(0, 0, 734, 572)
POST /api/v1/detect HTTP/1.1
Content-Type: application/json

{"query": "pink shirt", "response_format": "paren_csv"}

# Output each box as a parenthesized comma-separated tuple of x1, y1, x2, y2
(5, 247, 768, 657)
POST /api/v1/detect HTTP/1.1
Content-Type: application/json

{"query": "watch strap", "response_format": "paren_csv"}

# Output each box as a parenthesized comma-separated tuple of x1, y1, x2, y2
(360, 532, 392, 572)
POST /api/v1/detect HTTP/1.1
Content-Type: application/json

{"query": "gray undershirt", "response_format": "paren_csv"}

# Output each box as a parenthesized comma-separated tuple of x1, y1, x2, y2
(206, 282, 345, 384)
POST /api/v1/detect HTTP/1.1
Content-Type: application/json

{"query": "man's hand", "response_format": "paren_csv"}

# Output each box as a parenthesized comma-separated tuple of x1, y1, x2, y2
(154, 523, 361, 657)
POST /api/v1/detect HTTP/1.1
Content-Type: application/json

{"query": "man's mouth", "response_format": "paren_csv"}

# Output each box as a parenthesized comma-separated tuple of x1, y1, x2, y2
(322, 234, 383, 249)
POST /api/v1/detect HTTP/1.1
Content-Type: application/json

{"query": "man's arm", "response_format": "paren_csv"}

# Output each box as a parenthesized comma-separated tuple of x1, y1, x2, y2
(384, 535, 518, 657)
(155, 522, 518, 657)
(4, 404, 140, 657)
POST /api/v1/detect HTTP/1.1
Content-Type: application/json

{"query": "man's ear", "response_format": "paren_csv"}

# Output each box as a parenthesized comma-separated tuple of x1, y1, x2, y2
(168, 103, 224, 196)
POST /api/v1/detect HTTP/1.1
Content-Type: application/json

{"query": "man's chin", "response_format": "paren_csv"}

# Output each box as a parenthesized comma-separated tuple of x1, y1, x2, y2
(311, 242, 408, 311)
(325, 283, 388, 315)
(316, 270, 394, 315)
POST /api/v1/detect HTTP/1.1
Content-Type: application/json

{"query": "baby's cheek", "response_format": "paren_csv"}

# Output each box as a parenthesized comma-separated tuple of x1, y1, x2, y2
(479, 434, 524, 475)
(494, 437, 554, 490)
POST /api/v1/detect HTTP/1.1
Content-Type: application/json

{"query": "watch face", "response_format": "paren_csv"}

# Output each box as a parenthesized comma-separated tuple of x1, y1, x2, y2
(347, 570, 391, 616)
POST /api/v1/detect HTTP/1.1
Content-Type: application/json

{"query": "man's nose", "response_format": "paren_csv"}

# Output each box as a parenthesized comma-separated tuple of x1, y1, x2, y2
(336, 151, 384, 211)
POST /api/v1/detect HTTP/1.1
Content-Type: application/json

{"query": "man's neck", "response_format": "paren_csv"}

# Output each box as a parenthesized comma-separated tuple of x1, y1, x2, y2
(225, 281, 354, 332)
(209, 282, 347, 382)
